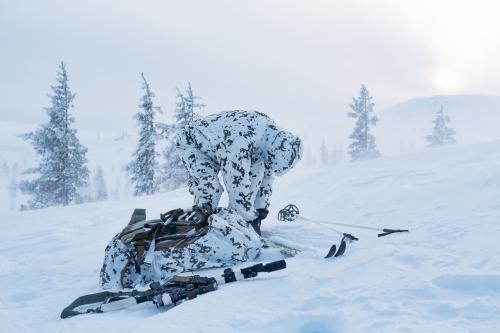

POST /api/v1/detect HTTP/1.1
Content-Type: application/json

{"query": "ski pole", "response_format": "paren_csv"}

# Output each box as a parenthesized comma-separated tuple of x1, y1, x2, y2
(278, 204, 408, 237)
(275, 204, 359, 258)
(294, 215, 359, 239)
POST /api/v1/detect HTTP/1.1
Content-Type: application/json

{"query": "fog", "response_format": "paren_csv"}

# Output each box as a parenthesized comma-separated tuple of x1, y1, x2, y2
(2, 0, 500, 146)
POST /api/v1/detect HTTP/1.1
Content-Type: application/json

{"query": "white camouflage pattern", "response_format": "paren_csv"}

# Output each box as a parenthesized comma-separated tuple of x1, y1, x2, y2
(100, 208, 262, 289)
(176, 110, 303, 221)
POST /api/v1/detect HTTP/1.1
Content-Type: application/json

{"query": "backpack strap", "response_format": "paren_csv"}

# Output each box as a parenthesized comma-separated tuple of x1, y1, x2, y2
(117, 207, 213, 288)
(120, 253, 135, 288)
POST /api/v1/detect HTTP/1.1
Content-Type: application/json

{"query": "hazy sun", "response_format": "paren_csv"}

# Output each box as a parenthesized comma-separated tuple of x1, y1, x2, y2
(433, 68, 461, 92)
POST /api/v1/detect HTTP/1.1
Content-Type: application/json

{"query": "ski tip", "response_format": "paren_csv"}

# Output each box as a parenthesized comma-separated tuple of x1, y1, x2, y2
(324, 244, 337, 258)
(334, 240, 347, 257)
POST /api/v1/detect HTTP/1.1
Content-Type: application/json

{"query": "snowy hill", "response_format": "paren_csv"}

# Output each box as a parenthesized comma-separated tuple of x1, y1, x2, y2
(376, 94, 500, 155)
(2, 140, 500, 332)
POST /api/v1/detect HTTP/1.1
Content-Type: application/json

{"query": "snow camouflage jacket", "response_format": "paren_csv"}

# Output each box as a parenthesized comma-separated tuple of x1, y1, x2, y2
(176, 110, 303, 221)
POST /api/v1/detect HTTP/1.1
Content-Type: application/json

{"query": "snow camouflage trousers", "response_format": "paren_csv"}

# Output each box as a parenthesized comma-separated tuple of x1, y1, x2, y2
(99, 208, 262, 289)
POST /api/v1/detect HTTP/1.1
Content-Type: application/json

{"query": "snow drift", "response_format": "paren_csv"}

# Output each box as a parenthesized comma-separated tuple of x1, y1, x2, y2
(2, 138, 500, 332)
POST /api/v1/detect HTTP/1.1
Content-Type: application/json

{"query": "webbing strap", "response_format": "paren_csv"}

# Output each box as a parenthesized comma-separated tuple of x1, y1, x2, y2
(60, 289, 150, 318)
(60, 291, 114, 318)
(135, 241, 146, 265)
(120, 253, 134, 288)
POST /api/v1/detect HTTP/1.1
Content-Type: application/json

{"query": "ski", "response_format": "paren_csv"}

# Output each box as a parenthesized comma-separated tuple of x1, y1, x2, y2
(61, 259, 286, 319)
(276, 204, 409, 259)
(324, 233, 358, 258)
(262, 240, 301, 258)
(263, 235, 356, 259)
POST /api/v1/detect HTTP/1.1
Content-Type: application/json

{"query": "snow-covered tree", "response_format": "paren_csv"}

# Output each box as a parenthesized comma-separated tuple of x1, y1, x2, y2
(12, 161, 18, 174)
(425, 105, 456, 147)
(129, 73, 161, 196)
(124, 177, 132, 198)
(330, 146, 343, 165)
(19, 62, 89, 209)
(158, 83, 205, 190)
(2, 160, 9, 176)
(183, 82, 206, 123)
(320, 139, 329, 166)
(9, 175, 18, 211)
(112, 176, 121, 200)
(305, 150, 313, 166)
(159, 134, 188, 190)
(347, 84, 380, 161)
(93, 167, 108, 201)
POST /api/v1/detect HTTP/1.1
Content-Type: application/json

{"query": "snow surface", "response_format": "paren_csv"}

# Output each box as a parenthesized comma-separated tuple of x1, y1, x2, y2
(2, 139, 500, 332)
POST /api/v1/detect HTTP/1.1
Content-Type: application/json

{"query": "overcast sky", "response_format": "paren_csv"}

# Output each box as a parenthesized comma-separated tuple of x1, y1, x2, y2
(1, 0, 500, 143)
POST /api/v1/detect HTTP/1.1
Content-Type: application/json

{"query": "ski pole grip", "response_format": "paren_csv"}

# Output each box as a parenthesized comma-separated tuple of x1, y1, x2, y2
(378, 229, 409, 237)
(263, 260, 286, 272)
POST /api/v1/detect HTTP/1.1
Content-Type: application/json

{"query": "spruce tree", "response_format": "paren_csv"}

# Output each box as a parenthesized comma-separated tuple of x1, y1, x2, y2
(320, 139, 329, 166)
(425, 105, 456, 147)
(93, 167, 108, 201)
(112, 176, 121, 200)
(129, 73, 160, 196)
(124, 177, 132, 197)
(12, 161, 18, 175)
(183, 82, 205, 123)
(19, 62, 89, 209)
(347, 84, 380, 161)
(9, 175, 18, 211)
(305, 150, 313, 167)
(330, 146, 343, 165)
(2, 160, 9, 176)
(158, 83, 205, 190)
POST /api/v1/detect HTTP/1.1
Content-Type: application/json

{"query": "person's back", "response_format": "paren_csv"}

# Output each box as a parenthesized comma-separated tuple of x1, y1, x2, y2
(184, 110, 275, 158)
(176, 110, 302, 232)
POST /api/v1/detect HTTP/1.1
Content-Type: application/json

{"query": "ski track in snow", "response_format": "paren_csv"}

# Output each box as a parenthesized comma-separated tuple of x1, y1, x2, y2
(2, 141, 500, 332)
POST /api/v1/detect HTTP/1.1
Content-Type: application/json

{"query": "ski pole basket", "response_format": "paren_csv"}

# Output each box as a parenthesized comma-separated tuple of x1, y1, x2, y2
(277, 204, 300, 222)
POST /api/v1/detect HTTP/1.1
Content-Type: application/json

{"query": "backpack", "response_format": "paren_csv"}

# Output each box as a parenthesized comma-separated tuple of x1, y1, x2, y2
(100, 207, 262, 289)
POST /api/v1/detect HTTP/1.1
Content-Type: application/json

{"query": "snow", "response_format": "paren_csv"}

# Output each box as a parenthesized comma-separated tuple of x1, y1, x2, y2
(2, 139, 500, 332)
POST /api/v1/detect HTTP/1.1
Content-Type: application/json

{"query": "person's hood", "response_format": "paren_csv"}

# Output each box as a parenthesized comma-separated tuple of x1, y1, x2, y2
(266, 129, 303, 176)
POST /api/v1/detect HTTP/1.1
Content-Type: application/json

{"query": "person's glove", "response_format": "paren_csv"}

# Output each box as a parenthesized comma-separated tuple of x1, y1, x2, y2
(257, 208, 269, 221)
